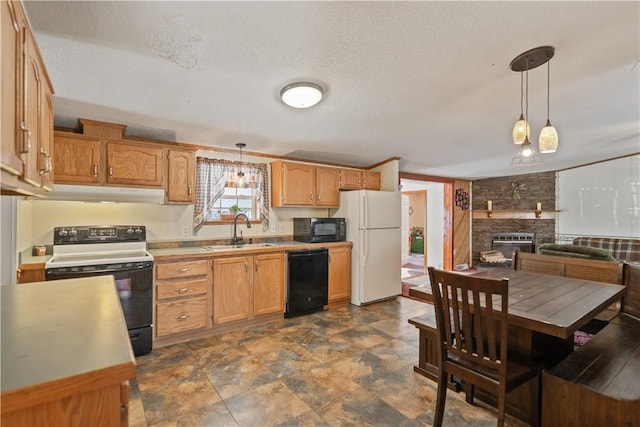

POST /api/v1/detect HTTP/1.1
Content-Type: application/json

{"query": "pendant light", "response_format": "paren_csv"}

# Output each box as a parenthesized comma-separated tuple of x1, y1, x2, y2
(236, 143, 246, 187)
(512, 56, 543, 165)
(538, 56, 559, 153)
(512, 71, 530, 144)
(509, 46, 555, 165)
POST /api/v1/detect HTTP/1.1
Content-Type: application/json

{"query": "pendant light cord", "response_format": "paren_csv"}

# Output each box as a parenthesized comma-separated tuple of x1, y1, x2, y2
(520, 71, 524, 116)
(525, 56, 529, 124)
(546, 59, 551, 121)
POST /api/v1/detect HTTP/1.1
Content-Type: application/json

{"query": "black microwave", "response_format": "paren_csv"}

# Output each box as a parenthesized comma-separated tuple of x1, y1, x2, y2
(293, 218, 346, 243)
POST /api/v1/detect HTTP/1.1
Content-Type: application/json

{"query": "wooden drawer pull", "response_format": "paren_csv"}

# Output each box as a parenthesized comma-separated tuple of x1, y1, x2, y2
(175, 287, 191, 294)
(176, 314, 190, 321)
(176, 267, 192, 273)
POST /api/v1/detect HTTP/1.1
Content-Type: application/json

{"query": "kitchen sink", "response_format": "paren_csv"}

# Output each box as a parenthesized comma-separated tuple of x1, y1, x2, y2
(202, 243, 275, 251)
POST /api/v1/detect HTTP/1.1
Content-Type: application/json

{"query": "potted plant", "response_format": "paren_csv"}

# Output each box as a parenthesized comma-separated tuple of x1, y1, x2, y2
(230, 204, 241, 214)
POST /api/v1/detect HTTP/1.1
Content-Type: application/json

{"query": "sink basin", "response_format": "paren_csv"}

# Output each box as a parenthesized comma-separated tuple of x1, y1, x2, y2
(203, 243, 275, 251)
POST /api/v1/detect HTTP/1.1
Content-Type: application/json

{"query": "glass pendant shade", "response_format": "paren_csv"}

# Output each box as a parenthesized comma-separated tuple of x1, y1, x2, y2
(512, 114, 530, 145)
(538, 120, 559, 153)
(511, 136, 543, 166)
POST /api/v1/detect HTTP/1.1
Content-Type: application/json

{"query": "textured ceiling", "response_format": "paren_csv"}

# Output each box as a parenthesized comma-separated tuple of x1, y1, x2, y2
(24, 1, 640, 179)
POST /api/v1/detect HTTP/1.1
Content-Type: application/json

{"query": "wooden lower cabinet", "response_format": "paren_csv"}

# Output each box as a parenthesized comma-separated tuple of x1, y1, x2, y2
(213, 256, 253, 324)
(154, 259, 211, 337)
(328, 246, 351, 304)
(253, 253, 285, 316)
(16, 262, 45, 283)
(213, 253, 285, 324)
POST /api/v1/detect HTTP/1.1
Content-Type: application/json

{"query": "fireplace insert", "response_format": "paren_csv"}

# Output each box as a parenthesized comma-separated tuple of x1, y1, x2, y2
(492, 232, 535, 261)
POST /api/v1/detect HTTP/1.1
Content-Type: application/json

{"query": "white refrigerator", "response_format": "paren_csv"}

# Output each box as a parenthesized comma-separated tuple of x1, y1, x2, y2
(333, 190, 401, 306)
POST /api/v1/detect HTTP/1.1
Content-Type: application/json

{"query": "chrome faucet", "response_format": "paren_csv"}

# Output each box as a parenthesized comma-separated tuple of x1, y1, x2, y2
(232, 212, 251, 244)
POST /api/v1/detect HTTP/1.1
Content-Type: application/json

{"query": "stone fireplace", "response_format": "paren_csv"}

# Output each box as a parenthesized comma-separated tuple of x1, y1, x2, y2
(472, 172, 556, 265)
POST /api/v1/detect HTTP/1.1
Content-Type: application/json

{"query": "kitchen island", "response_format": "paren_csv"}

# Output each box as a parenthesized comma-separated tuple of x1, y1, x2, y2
(1, 276, 136, 426)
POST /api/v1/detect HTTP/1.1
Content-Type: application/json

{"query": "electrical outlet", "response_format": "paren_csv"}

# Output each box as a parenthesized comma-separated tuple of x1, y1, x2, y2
(270, 224, 276, 233)
(182, 226, 190, 236)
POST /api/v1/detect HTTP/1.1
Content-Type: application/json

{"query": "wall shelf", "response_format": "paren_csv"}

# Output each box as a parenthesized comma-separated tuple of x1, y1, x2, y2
(472, 210, 559, 220)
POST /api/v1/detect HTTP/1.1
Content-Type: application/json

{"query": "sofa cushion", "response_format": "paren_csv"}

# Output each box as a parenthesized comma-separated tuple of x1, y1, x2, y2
(537, 243, 617, 261)
(573, 236, 640, 262)
(615, 239, 640, 262)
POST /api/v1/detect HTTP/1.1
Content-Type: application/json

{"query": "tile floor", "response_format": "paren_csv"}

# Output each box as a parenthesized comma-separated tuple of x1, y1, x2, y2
(129, 297, 527, 426)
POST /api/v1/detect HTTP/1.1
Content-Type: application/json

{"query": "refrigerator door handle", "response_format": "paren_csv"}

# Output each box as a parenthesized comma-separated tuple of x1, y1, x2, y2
(362, 191, 368, 229)
(362, 229, 368, 268)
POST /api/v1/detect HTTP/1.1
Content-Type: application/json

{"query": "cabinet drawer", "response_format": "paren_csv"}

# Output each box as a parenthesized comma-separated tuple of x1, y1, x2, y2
(156, 296, 208, 336)
(156, 260, 208, 280)
(156, 278, 208, 300)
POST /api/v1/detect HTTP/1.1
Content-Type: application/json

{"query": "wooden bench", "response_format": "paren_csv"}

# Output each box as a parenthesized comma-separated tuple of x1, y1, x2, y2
(514, 251, 624, 320)
(408, 307, 461, 392)
(541, 313, 640, 427)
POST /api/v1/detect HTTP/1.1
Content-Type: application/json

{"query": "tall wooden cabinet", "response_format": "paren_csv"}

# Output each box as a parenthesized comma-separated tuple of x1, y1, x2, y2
(271, 161, 340, 207)
(1, 0, 54, 196)
(328, 246, 352, 305)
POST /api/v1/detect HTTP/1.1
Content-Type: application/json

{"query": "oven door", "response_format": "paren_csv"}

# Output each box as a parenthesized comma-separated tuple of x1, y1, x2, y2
(45, 261, 153, 330)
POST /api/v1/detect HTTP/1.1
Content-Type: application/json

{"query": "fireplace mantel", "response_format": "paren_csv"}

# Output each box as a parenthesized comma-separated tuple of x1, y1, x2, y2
(472, 210, 559, 220)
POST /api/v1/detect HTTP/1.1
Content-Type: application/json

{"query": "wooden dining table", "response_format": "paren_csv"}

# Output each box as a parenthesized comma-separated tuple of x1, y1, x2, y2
(408, 268, 627, 422)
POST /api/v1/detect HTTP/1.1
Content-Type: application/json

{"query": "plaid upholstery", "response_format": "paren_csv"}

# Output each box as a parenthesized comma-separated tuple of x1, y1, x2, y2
(573, 237, 640, 262)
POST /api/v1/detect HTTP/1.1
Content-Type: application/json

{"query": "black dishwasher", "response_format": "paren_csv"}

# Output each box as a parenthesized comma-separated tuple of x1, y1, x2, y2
(286, 248, 329, 318)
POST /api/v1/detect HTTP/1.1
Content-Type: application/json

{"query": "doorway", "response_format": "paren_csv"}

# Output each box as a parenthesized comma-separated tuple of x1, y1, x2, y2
(401, 190, 427, 279)
(399, 173, 455, 275)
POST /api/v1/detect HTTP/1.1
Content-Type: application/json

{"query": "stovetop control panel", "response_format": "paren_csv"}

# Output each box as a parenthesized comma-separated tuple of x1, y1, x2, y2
(53, 225, 146, 245)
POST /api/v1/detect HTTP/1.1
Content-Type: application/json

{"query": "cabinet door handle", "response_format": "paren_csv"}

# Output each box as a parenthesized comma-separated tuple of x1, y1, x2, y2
(175, 287, 191, 294)
(188, 184, 192, 196)
(109, 166, 113, 177)
(255, 262, 258, 272)
(358, 177, 361, 185)
(93, 164, 98, 177)
(245, 262, 249, 272)
(39, 148, 51, 174)
(317, 193, 321, 201)
(176, 314, 190, 321)
(176, 267, 192, 273)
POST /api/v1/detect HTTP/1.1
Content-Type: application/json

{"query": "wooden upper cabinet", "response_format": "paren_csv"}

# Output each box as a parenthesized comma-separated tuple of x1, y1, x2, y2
(54, 134, 102, 184)
(315, 166, 340, 207)
(106, 141, 164, 187)
(1, 0, 23, 178)
(271, 161, 339, 208)
(339, 169, 362, 190)
(166, 148, 195, 204)
(339, 169, 381, 191)
(1, 1, 54, 196)
(362, 171, 380, 190)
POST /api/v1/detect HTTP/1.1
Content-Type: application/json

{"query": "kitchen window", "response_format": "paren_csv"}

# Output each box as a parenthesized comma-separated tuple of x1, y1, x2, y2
(193, 158, 270, 233)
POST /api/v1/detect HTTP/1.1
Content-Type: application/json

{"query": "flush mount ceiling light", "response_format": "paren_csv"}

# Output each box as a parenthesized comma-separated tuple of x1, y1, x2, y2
(510, 46, 558, 165)
(280, 82, 323, 108)
(236, 143, 246, 186)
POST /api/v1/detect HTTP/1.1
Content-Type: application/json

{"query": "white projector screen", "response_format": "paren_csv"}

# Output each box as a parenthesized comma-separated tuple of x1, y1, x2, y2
(558, 155, 640, 238)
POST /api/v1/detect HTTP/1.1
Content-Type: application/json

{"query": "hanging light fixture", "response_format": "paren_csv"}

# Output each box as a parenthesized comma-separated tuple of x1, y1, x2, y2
(512, 71, 530, 145)
(538, 55, 559, 153)
(280, 82, 323, 108)
(509, 46, 556, 165)
(236, 143, 246, 186)
(511, 54, 543, 165)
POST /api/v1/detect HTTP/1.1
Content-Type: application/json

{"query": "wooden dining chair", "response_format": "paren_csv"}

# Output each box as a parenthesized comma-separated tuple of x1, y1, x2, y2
(427, 266, 541, 427)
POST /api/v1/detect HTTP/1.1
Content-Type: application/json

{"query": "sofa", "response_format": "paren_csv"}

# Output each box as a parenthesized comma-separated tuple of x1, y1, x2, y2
(537, 236, 640, 263)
